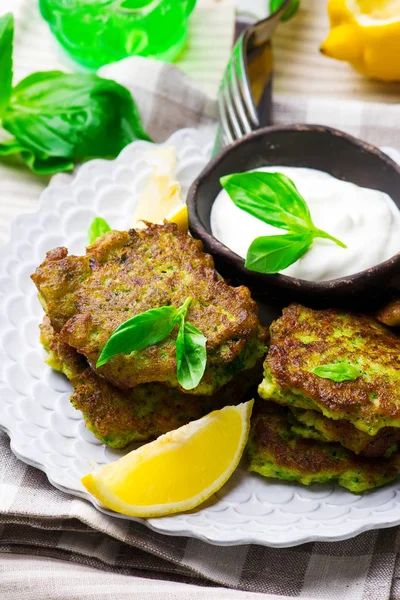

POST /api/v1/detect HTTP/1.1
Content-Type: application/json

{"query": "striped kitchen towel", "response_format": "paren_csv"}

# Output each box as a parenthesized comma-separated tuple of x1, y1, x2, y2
(1, 429, 399, 600)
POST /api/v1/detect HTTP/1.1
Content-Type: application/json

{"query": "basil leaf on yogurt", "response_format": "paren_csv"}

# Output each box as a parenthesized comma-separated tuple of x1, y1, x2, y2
(245, 231, 313, 274)
(312, 362, 361, 383)
(221, 171, 346, 275)
(220, 171, 311, 232)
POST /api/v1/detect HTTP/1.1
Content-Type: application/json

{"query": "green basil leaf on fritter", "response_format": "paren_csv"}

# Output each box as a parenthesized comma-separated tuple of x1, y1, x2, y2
(96, 306, 179, 368)
(176, 296, 192, 320)
(96, 296, 208, 390)
(0, 13, 13, 117)
(88, 217, 111, 245)
(312, 362, 361, 383)
(221, 171, 312, 232)
(176, 318, 207, 391)
(245, 231, 313, 274)
(114, 297, 192, 335)
(1, 71, 151, 173)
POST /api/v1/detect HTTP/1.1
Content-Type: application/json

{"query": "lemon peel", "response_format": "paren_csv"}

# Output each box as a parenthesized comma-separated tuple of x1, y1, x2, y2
(82, 400, 254, 518)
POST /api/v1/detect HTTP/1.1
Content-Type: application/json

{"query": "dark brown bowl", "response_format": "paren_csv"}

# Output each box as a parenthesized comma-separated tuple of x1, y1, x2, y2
(188, 125, 400, 309)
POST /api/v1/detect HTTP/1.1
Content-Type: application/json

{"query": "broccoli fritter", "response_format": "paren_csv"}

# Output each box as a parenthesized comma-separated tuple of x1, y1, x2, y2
(71, 373, 218, 448)
(258, 304, 400, 435)
(290, 408, 400, 458)
(32, 224, 267, 395)
(36, 248, 92, 333)
(72, 364, 260, 449)
(40, 318, 261, 448)
(247, 402, 400, 493)
(40, 316, 86, 384)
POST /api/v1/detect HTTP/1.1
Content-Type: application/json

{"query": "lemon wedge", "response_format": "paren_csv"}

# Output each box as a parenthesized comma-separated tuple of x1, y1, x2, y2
(133, 146, 187, 231)
(167, 204, 188, 232)
(81, 400, 253, 518)
(321, 0, 400, 81)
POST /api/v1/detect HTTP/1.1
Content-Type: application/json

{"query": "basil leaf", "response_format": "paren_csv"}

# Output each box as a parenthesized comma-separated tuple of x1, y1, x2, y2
(96, 306, 179, 368)
(245, 232, 313, 274)
(0, 13, 13, 117)
(221, 172, 312, 232)
(312, 362, 361, 383)
(0, 139, 25, 157)
(96, 296, 208, 390)
(1, 71, 151, 174)
(88, 217, 111, 245)
(221, 170, 347, 274)
(0, 138, 75, 174)
(20, 153, 75, 175)
(176, 319, 207, 391)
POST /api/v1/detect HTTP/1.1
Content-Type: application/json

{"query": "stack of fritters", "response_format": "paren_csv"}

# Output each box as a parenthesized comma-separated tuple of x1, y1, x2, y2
(32, 224, 267, 448)
(248, 304, 400, 493)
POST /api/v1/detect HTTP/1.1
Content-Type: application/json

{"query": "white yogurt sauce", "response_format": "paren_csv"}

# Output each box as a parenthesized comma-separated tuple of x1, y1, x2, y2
(211, 166, 400, 282)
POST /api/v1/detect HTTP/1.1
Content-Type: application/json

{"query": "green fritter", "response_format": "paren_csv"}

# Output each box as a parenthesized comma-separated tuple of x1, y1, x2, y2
(247, 402, 400, 493)
(289, 408, 400, 458)
(72, 364, 260, 449)
(32, 223, 267, 395)
(40, 318, 260, 449)
(40, 316, 86, 385)
(71, 373, 218, 448)
(258, 304, 400, 436)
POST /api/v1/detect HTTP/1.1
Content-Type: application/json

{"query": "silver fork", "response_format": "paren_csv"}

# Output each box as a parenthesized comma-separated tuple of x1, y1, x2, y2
(214, 0, 291, 154)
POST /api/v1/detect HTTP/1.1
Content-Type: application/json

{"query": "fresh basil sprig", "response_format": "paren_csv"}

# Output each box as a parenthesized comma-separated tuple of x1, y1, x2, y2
(312, 362, 361, 383)
(0, 14, 151, 175)
(88, 217, 111, 244)
(96, 297, 207, 391)
(221, 172, 346, 274)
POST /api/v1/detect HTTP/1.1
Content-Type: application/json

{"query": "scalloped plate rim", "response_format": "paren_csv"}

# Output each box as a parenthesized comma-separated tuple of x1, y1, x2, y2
(1, 135, 400, 548)
(4, 420, 400, 548)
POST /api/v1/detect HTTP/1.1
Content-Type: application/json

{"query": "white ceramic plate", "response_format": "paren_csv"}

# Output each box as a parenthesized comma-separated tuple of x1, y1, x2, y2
(1, 130, 400, 548)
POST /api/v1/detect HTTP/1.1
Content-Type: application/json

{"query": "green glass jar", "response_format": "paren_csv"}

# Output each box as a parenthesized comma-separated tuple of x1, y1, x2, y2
(39, 0, 197, 70)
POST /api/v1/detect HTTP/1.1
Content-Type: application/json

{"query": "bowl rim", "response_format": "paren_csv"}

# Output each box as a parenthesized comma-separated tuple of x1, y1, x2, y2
(187, 124, 400, 292)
